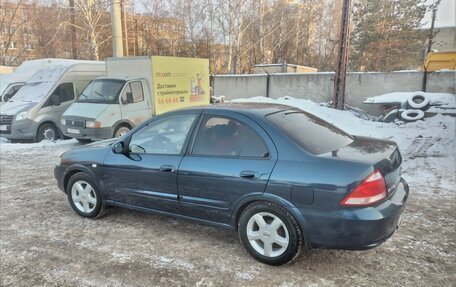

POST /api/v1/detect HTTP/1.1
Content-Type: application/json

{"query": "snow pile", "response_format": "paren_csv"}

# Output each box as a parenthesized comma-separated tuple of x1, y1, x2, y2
(232, 96, 456, 195)
(0, 139, 79, 153)
(364, 91, 455, 108)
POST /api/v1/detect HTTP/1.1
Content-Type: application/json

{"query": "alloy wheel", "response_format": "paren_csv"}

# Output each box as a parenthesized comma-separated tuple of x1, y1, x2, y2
(246, 212, 289, 257)
(71, 180, 97, 213)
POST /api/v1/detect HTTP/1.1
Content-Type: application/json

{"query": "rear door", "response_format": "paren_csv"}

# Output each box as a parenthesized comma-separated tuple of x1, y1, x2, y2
(177, 110, 278, 224)
(119, 80, 152, 126)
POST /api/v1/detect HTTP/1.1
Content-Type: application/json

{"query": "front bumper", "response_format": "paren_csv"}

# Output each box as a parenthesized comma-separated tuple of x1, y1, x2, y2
(0, 118, 38, 140)
(302, 178, 409, 250)
(62, 126, 114, 140)
(54, 164, 66, 192)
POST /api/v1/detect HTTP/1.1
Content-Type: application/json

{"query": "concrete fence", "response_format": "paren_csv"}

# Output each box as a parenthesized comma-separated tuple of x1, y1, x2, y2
(213, 71, 456, 115)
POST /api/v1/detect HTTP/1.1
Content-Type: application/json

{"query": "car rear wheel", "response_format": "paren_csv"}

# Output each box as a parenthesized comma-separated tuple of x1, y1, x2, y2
(238, 201, 304, 265)
(66, 173, 104, 219)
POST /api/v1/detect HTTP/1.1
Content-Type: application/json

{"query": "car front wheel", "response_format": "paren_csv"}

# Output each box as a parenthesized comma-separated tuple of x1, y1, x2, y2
(238, 201, 304, 265)
(66, 173, 104, 219)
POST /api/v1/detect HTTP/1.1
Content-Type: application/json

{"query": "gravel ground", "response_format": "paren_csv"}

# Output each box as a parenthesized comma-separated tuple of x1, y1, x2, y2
(0, 141, 455, 287)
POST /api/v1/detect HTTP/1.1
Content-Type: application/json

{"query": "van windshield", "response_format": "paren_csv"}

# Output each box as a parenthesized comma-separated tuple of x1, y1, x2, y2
(267, 110, 353, 155)
(11, 81, 55, 103)
(77, 79, 125, 104)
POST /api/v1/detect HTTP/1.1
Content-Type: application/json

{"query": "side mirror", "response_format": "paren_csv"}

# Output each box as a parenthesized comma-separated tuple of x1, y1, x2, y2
(113, 141, 125, 154)
(126, 92, 134, 104)
(52, 94, 61, 106)
(3, 93, 11, 102)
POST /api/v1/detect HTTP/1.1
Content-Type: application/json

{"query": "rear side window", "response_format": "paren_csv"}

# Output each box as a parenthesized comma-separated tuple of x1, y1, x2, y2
(192, 116, 269, 158)
(267, 111, 353, 155)
(240, 128, 269, 158)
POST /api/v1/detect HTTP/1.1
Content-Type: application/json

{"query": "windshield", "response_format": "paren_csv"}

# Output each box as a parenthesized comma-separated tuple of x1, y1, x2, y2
(10, 81, 55, 103)
(77, 79, 125, 104)
(267, 110, 353, 155)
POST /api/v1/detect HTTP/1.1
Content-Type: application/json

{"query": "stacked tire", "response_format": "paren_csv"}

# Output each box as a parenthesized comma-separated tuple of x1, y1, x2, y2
(400, 93, 430, 122)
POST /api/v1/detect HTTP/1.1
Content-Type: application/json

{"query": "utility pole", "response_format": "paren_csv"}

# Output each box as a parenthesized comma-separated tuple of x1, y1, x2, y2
(121, 0, 129, 56)
(110, 0, 124, 57)
(422, 0, 441, 91)
(332, 0, 351, 110)
(135, 19, 139, 56)
(69, 0, 77, 59)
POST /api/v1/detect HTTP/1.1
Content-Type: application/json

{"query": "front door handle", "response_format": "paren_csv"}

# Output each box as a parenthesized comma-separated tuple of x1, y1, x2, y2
(240, 171, 257, 179)
(160, 165, 175, 172)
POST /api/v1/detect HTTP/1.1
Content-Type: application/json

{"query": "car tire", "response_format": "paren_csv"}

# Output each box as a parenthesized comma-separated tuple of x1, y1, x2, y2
(400, 109, 425, 122)
(238, 201, 304, 265)
(66, 172, 105, 219)
(113, 125, 131, 138)
(407, 93, 430, 109)
(36, 123, 59, 142)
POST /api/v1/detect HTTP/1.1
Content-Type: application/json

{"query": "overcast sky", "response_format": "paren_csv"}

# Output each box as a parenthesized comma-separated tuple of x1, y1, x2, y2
(422, 0, 456, 28)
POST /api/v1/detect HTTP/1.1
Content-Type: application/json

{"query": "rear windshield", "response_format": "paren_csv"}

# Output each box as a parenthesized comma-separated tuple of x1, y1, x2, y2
(267, 110, 353, 155)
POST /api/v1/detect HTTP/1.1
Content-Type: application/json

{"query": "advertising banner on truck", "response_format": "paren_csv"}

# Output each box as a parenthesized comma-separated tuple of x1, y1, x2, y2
(152, 56, 210, 115)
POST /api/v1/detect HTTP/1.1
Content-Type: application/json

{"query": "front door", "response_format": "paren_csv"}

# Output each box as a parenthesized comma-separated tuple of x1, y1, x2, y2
(119, 80, 152, 126)
(38, 82, 75, 120)
(178, 112, 278, 224)
(102, 112, 199, 214)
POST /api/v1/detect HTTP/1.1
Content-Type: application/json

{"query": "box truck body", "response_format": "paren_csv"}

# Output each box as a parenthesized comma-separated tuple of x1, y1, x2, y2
(61, 56, 210, 141)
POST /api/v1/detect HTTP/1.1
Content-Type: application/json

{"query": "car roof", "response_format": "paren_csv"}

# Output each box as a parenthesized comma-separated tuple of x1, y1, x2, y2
(188, 102, 296, 118)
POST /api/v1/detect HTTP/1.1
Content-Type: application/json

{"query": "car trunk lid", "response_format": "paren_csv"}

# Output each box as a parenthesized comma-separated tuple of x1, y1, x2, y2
(319, 136, 402, 195)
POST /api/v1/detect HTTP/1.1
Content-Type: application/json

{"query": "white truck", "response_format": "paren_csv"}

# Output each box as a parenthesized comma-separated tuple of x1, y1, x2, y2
(61, 56, 210, 141)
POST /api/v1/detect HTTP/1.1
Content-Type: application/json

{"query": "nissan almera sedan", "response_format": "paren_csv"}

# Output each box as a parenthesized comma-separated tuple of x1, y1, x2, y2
(55, 103, 409, 265)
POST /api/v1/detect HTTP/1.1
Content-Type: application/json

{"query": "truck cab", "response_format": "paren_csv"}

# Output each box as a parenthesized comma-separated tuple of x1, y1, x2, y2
(62, 76, 153, 140)
(61, 56, 210, 142)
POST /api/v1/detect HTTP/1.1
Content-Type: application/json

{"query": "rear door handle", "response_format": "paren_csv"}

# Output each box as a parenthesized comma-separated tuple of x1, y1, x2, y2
(160, 165, 175, 172)
(240, 171, 257, 179)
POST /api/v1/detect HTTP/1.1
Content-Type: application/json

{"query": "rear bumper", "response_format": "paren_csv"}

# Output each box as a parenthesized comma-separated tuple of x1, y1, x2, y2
(301, 178, 409, 250)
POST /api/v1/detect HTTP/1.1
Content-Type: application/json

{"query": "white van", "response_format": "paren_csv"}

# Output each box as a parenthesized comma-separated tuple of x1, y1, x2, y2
(0, 58, 93, 104)
(0, 62, 105, 141)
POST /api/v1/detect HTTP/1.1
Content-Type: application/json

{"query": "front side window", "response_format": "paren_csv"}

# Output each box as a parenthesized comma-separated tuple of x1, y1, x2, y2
(77, 79, 125, 104)
(192, 116, 269, 158)
(54, 82, 75, 103)
(120, 81, 144, 104)
(43, 82, 75, 107)
(129, 114, 197, 155)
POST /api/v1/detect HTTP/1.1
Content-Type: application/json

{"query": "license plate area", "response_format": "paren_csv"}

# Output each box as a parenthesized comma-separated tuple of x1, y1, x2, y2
(67, 128, 80, 134)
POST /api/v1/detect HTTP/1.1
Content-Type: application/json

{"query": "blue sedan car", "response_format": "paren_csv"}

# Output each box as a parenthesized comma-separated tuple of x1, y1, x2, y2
(55, 103, 409, 265)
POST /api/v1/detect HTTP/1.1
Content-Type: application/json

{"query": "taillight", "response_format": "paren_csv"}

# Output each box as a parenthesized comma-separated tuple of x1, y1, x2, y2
(341, 169, 387, 206)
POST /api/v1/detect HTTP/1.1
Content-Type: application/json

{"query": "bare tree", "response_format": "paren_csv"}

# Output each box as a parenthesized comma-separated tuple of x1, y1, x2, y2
(0, 0, 29, 65)
(67, 0, 112, 60)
